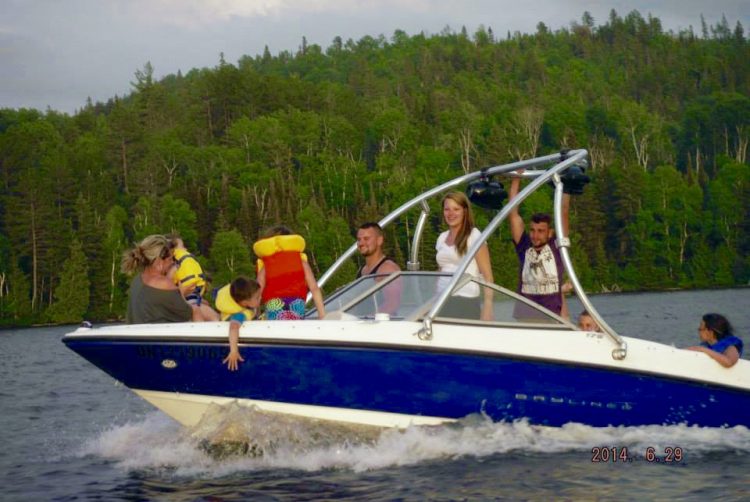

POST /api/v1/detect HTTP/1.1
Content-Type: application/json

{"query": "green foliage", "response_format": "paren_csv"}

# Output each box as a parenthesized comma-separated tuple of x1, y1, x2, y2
(161, 195, 199, 249)
(131, 194, 199, 248)
(209, 229, 253, 288)
(296, 202, 356, 291)
(486, 227, 518, 290)
(0, 12, 749, 324)
(47, 240, 90, 324)
(101, 206, 130, 318)
(1, 258, 32, 324)
(679, 93, 750, 173)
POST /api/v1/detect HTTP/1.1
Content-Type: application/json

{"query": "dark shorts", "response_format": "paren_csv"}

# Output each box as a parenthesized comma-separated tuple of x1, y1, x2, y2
(185, 286, 203, 306)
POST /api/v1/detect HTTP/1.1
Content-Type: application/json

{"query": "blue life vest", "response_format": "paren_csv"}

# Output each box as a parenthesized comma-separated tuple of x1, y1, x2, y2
(701, 335, 744, 357)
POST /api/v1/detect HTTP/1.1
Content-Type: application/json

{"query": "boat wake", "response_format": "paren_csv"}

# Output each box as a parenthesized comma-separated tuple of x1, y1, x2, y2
(77, 405, 750, 477)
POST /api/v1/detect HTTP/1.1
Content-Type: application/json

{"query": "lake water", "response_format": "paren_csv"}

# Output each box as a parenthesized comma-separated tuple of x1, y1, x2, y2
(2, 288, 749, 501)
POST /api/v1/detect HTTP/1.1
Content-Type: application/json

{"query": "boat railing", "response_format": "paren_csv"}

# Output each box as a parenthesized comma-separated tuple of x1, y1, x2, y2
(407, 200, 431, 271)
(315, 150, 628, 360)
(315, 151, 563, 288)
(551, 169, 627, 359)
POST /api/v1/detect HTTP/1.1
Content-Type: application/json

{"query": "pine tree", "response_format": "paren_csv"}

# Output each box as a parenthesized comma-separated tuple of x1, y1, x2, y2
(103, 205, 129, 318)
(2, 12, 750, 325)
(47, 239, 90, 324)
(2, 258, 32, 323)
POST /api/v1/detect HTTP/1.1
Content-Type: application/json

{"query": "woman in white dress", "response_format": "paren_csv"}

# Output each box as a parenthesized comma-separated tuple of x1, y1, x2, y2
(435, 191, 494, 320)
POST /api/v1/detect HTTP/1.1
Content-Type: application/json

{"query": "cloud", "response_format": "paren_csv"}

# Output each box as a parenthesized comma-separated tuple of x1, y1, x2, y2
(2, 0, 748, 113)
(144, 0, 287, 24)
(127, 0, 432, 29)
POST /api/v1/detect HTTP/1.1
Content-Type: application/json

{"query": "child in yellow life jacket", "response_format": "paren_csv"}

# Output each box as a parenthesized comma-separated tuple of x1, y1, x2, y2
(215, 276, 262, 371)
(170, 237, 208, 306)
(253, 225, 326, 320)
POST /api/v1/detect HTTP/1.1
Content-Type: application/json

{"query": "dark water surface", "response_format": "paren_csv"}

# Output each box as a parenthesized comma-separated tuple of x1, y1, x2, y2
(2, 288, 749, 501)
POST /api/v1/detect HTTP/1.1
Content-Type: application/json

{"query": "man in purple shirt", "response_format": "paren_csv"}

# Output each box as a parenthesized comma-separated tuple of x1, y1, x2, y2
(508, 170, 570, 319)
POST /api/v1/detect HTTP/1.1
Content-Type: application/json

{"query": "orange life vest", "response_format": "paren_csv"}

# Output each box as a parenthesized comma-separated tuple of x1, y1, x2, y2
(253, 235, 308, 303)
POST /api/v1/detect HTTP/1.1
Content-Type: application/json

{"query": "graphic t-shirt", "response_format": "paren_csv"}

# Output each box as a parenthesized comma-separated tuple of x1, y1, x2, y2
(514, 232, 564, 315)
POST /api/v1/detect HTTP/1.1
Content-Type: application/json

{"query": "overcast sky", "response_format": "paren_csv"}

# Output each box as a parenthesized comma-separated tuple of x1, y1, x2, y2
(1, 0, 747, 114)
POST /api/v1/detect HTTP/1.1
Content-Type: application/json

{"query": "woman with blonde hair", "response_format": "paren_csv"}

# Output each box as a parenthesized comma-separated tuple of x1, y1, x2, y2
(122, 234, 203, 323)
(435, 191, 494, 321)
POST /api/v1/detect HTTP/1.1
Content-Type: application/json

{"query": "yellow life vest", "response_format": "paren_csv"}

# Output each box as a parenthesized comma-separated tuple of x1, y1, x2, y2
(173, 248, 207, 289)
(215, 284, 256, 322)
(253, 234, 308, 271)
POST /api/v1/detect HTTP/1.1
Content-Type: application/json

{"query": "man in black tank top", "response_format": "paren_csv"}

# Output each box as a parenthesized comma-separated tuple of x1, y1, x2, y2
(356, 222, 402, 315)
(356, 222, 401, 278)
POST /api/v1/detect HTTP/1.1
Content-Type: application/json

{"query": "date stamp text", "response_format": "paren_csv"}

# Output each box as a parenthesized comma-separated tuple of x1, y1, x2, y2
(591, 446, 684, 463)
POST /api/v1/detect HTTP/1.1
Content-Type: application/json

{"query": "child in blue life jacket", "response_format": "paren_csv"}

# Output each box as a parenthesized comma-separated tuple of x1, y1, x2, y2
(214, 276, 262, 371)
(686, 313, 744, 368)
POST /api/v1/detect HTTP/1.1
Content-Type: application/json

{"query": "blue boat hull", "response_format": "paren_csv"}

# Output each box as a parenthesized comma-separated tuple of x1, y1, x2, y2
(64, 338, 750, 428)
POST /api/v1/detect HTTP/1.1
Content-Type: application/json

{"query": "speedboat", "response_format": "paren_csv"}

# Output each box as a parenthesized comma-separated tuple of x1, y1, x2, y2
(63, 150, 750, 429)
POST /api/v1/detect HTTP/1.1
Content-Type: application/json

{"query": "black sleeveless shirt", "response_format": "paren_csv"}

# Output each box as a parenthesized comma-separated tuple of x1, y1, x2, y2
(356, 256, 393, 279)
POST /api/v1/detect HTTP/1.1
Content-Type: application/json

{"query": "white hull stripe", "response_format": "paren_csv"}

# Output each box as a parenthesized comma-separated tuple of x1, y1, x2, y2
(133, 389, 455, 428)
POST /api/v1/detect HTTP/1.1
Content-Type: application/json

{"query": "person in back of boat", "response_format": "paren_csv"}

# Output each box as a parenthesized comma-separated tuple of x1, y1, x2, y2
(168, 235, 219, 321)
(356, 222, 402, 315)
(577, 310, 601, 332)
(435, 191, 494, 321)
(215, 276, 262, 371)
(122, 234, 200, 323)
(253, 225, 326, 320)
(686, 313, 743, 368)
(508, 169, 570, 319)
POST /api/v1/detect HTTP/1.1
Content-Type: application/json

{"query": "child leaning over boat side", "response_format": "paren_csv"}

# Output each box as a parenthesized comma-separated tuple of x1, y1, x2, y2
(215, 276, 262, 371)
(686, 313, 744, 368)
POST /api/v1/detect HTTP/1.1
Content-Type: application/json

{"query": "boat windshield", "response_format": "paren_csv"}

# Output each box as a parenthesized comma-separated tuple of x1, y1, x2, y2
(309, 272, 571, 328)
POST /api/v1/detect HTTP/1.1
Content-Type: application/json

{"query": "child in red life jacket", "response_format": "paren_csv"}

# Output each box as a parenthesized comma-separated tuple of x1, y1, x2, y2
(215, 276, 262, 371)
(253, 225, 326, 320)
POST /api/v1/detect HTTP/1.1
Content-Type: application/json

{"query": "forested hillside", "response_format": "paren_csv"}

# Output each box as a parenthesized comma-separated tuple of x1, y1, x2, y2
(1, 10, 749, 325)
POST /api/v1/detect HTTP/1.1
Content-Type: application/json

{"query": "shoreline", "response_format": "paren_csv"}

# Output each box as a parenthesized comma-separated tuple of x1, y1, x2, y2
(2, 285, 749, 330)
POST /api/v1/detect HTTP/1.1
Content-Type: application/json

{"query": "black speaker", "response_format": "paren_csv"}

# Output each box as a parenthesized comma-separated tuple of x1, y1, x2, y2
(560, 164, 590, 195)
(466, 170, 507, 210)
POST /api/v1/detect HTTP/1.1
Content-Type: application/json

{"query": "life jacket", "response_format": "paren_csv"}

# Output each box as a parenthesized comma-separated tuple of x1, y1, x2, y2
(214, 284, 256, 322)
(173, 248, 207, 289)
(253, 234, 308, 303)
(702, 335, 744, 357)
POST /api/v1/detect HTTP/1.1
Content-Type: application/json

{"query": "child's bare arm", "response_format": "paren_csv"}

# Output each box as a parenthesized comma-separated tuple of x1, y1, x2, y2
(222, 320, 245, 371)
